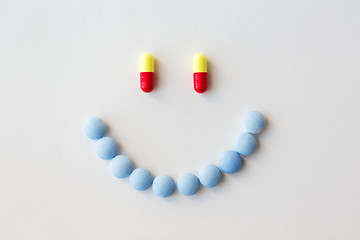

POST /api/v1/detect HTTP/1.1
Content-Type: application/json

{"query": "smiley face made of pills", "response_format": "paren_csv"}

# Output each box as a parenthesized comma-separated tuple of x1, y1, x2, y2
(83, 54, 267, 198)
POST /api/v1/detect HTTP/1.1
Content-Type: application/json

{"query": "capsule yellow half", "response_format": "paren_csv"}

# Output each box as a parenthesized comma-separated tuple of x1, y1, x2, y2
(140, 53, 154, 72)
(193, 53, 207, 73)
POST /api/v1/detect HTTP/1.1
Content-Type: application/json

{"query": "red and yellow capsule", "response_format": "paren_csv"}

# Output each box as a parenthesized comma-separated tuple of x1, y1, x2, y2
(140, 53, 154, 93)
(193, 53, 208, 93)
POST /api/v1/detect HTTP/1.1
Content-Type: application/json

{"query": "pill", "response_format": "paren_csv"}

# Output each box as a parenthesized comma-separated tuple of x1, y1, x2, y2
(218, 150, 243, 174)
(152, 175, 176, 198)
(130, 168, 153, 191)
(95, 136, 119, 160)
(83, 117, 107, 140)
(109, 155, 134, 178)
(243, 111, 266, 134)
(199, 164, 222, 188)
(193, 53, 208, 93)
(177, 173, 200, 196)
(234, 132, 258, 156)
(140, 53, 154, 93)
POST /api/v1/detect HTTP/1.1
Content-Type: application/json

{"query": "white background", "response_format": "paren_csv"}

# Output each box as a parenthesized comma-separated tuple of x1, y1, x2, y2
(1, 0, 360, 239)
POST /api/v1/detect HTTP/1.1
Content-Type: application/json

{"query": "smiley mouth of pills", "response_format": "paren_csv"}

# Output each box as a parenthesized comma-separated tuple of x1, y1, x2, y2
(83, 110, 267, 198)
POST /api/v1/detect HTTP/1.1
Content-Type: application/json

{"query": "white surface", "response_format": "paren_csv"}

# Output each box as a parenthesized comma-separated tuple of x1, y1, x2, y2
(0, 0, 360, 239)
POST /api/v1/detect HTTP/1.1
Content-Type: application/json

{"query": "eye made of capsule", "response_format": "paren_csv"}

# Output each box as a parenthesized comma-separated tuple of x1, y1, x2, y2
(140, 53, 154, 93)
(193, 53, 208, 94)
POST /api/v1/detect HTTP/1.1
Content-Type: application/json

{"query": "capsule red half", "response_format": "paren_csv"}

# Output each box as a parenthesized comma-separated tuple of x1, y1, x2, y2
(193, 53, 208, 93)
(140, 53, 154, 93)
(140, 72, 154, 93)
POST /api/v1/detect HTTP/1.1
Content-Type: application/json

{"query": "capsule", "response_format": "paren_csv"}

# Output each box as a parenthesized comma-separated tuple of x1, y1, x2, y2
(193, 53, 208, 93)
(140, 53, 154, 93)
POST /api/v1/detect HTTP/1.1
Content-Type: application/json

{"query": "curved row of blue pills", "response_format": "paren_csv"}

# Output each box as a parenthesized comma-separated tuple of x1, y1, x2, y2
(83, 111, 266, 198)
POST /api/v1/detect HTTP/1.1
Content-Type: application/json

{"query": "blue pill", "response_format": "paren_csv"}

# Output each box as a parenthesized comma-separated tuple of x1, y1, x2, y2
(130, 168, 153, 191)
(109, 155, 134, 178)
(234, 132, 258, 156)
(177, 173, 200, 196)
(83, 117, 107, 139)
(218, 150, 243, 174)
(199, 164, 222, 188)
(95, 136, 118, 160)
(242, 111, 266, 134)
(152, 175, 176, 198)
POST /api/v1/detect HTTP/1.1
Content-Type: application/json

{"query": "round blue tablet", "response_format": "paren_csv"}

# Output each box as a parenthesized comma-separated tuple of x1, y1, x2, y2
(234, 132, 258, 156)
(95, 136, 118, 160)
(152, 175, 176, 198)
(130, 168, 153, 191)
(177, 173, 200, 196)
(83, 117, 107, 139)
(243, 111, 266, 134)
(218, 150, 243, 174)
(199, 164, 222, 188)
(109, 155, 134, 178)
